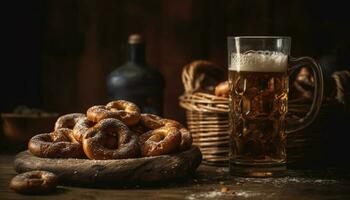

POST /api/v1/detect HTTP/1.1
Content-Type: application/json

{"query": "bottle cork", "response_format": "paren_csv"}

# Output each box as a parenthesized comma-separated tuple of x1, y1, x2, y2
(128, 34, 144, 44)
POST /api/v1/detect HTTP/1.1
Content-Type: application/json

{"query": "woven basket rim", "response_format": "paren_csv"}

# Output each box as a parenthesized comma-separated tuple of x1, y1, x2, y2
(179, 93, 229, 113)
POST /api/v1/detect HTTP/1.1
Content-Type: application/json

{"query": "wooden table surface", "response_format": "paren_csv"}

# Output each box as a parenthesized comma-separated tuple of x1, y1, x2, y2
(1, 154, 350, 200)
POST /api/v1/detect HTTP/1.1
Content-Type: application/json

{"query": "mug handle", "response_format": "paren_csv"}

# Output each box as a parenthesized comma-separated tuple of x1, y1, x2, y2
(286, 57, 324, 134)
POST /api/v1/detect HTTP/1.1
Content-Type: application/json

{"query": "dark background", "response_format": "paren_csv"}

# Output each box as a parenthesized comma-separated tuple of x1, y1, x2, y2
(1, 0, 349, 166)
(2, 0, 349, 117)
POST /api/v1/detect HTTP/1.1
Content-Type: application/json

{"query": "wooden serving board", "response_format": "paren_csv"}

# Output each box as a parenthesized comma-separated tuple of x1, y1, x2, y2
(14, 146, 202, 186)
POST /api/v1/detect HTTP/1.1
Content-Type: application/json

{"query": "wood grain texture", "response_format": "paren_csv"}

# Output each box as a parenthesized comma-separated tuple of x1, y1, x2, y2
(2, 154, 350, 200)
(14, 146, 202, 186)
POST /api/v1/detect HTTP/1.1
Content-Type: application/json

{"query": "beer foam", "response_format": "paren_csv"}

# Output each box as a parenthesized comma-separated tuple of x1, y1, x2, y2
(230, 51, 288, 72)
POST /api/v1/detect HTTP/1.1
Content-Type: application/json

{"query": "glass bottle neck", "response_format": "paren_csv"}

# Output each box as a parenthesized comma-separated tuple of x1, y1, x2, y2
(128, 43, 145, 64)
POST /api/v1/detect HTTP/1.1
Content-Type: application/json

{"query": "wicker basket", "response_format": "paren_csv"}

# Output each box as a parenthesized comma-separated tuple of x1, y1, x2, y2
(179, 61, 229, 166)
(179, 60, 349, 167)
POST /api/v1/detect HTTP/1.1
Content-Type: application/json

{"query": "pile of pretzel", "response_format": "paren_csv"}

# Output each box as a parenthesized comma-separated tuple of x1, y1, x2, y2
(28, 100, 192, 160)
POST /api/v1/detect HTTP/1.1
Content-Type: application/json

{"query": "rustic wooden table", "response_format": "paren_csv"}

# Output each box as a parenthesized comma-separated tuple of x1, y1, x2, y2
(1, 154, 350, 200)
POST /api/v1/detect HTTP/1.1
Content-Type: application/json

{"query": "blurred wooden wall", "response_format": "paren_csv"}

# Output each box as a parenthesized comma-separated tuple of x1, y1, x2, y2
(2, 0, 349, 123)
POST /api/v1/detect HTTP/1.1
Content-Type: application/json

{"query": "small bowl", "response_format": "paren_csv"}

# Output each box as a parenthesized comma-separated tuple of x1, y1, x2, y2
(1, 113, 59, 145)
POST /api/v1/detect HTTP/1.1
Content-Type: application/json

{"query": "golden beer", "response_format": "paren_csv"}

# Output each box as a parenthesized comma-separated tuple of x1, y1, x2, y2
(228, 37, 323, 177)
(228, 51, 289, 176)
(229, 71, 288, 163)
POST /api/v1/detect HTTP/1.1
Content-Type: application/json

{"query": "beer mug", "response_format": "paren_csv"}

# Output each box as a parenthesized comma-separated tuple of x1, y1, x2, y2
(227, 36, 323, 177)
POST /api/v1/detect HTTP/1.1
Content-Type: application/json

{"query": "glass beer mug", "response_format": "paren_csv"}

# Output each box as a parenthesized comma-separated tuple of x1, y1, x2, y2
(227, 36, 323, 177)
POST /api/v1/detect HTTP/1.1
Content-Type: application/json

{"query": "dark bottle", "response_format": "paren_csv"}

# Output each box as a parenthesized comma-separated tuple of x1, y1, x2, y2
(107, 34, 165, 115)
